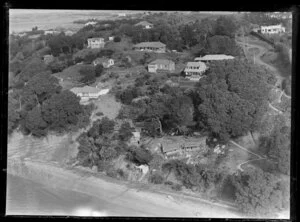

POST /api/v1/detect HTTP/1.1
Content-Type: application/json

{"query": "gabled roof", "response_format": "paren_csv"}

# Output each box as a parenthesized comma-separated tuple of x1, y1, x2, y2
(135, 21, 153, 27)
(87, 37, 104, 41)
(70, 86, 101, 94)
(195, 54, 235, 61)
(186, 61, 207, 68)
(93, 57, 112, 63)
(134, 41, 166, 48)
(149, 59, 174, 66)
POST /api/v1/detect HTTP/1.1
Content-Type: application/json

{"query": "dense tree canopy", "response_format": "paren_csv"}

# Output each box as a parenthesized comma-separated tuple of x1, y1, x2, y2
(194, 60, 271, 141)
(41, 90, 84, 132)
(231, 168, 289, 216)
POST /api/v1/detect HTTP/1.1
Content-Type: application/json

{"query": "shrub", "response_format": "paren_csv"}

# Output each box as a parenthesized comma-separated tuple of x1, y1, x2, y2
(106, 168, 118, 178)
(164, 181, 174, 186)
(95, 111, 104, 116)
(149, 173, 164, 184)
(114, 36, 121, 42)
(171, 184, 182, 191)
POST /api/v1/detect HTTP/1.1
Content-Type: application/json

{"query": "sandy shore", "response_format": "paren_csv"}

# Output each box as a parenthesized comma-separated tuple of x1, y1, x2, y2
(7, 157, 243, 218)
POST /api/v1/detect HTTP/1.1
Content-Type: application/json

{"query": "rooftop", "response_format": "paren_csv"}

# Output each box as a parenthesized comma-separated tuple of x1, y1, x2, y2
(195, 54, 235, 61)
(186, 61, 207, 69)
(149, 59, 174, 65)
(70, 86, 101, 94)
(157, 136, 207, 153)
(135, 21, 153, 26)
(134, 41, 166, 48)
(88, 37, 104, 40)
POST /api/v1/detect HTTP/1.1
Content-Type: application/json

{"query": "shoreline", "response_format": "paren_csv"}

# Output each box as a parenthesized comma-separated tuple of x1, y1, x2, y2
(7, 157, 243, 218)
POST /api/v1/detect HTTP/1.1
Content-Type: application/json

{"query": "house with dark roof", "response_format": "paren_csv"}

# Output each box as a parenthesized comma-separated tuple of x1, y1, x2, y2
(134, 21, 154, 29)
(133, 42, 166, 53)
(148, 59, 175, 73)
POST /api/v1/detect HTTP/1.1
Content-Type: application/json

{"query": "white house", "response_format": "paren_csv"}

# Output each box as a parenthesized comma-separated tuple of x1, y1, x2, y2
(260, 24, 286, 34)
(108, 36, 114, 41)
(87, 37, 105, 49)
(93, 58, 114, 68)
(70, 86, 109, 102)
(84, 21, 97, 26)
(184, 61, 208, 81)
(134, 21, 154, 29)
(148, 59, 175, 73)
(44, 29, 60, 35)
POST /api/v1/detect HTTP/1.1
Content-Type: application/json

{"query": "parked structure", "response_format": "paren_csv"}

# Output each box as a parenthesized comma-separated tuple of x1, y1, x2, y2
(148, 59, 175, 73)
(87, 37, 105, 49)
(195, 54, 235, 62)
(133, 42, 166, 53)
(93, 58, 114, 68)
(184, 61, 208, 81)
(70, 86, 109, 102)
(260, 24, 286, 34)
(134, 21, 154, 29)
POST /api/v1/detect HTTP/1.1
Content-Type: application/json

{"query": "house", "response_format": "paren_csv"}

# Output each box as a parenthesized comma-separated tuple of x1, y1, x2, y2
(65, 30, 75, 36)
(84, 21, 97, 26)
(87, 37, 105, 49)
(133, 42, 166, 53)
(260, 24, 286, 34)
(194, 54, 235, 62)
(44, 29, 60, 35)
(93, 58, 114, 68)
(70, 86, 109, 101)
(184, 61, 208, 81)
(108, 36, 114, 41)
(148, 59, 175, 73)
(130, 132, 141, 145)
(118, 13, 126, 17)
(134, 21, 154, 29)
(43, 54, 54, 65)
(159, 136, 208, 157)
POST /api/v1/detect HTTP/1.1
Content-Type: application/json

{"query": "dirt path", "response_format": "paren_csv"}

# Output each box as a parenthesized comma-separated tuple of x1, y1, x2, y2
(229, 140, 266, 172)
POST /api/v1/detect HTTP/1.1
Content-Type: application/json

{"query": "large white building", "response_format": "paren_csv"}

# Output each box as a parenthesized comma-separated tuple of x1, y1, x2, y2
(260, 24, 286, 34)
(87, 37, 105, 49)
(184, 61, 208, 81)
(70, 86, 109, 102)
(195, 54, 235, 62)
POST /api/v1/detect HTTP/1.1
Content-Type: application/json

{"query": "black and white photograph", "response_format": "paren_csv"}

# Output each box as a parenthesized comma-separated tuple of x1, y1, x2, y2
(6, 8, 293, 219)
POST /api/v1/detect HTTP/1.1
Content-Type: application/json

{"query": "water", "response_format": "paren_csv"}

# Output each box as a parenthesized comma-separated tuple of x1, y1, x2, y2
(6, 174, 119, 216)
(9, 9, 140, 34)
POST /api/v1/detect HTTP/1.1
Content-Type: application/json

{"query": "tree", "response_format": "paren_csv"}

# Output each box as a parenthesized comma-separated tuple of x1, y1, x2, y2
(127, 147, 153, 165)
(17, 57, 48, 83)
(194, 60, 270, 141)
(206, 35, 241, 56)
(22, 106, 48, 137)
(149, 172, 164, 184)
(113, 36, 121, 42)
(8, 95, 20, 134)
(118, 122, 133, 141)
(23, 71, 62, 105)
(41, 90, 84, 132)
(95, 64, 104, 77)
(79, 65, 96, 84)
(232, 168, 288, 216)
(214, 16, 238, 38)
